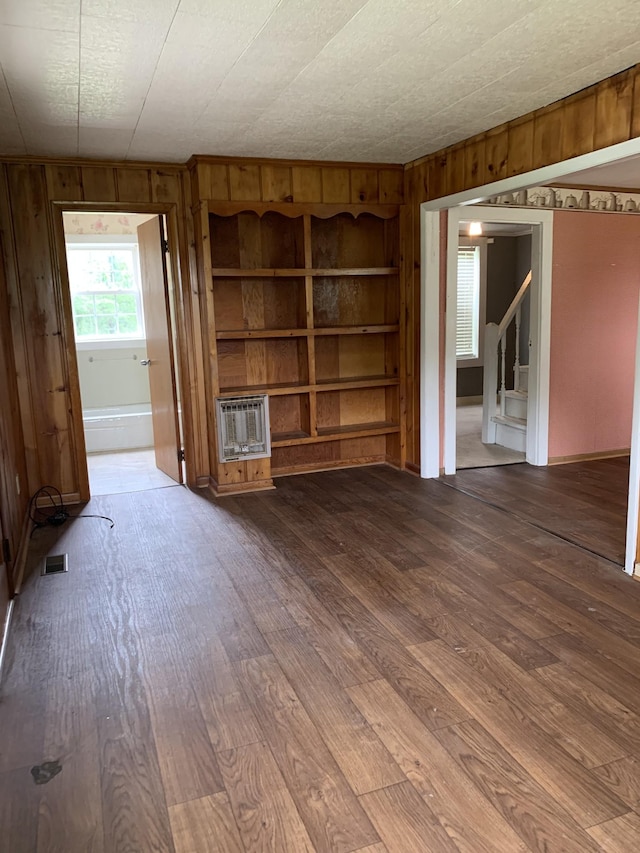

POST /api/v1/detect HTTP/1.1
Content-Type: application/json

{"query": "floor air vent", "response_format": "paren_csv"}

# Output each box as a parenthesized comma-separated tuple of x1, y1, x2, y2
(42, 554, 68, 576)
(216, 395, 271, 463)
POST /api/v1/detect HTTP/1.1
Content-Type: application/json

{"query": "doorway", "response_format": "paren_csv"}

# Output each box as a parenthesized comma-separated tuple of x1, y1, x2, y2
(62, 211, 184, 496)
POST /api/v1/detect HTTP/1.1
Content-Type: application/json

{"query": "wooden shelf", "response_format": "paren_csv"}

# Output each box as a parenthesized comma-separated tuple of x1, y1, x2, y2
(218, 381, 312, 397)
(271, 421, 399, 447)
(216, 325, 399, 340)
(216, 328, 308, 340)
(271, 429, 311, 444)
(217, 375, 399, 398)
(211, 267, 398, 277)
(316, 375, 399, 391)
(314, 325, 399, 336)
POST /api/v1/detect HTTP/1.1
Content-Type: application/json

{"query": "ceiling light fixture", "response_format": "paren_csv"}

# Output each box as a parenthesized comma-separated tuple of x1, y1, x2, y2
(468, 221, 483, 236)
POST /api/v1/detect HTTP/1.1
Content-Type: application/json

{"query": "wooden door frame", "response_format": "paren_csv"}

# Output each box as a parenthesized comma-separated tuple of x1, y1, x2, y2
(443, 205, 553, 473)
(50, 201, 194, 500)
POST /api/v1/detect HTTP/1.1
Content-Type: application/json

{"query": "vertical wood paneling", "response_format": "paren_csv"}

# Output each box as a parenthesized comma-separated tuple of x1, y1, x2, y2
(81, 166, 117, 202)
(594, 69, 635, 150)
(0, 228, 28, 594)
(561, 93, 596, 160)
(45, 165, 83, 201)
(151, 169, 182, 204)
(201, 163, 230, 201)
(464, 138, 486, 189)
(350, 168, 379, 203)
(322, 167, 350, 203)
(228, 164, 261, 201)
(260, 166, 292, 202)
(115, 168, 152, 202)
(485, 124, 509, 182)
(379, 170, 404, 204)
(8, 165, 73, 494)
(506, 118, 534, 177)
(631, 68, 640, 139)
(0, 165, 37, 488)
(532, 106, 564, 170)
(292, 166, 322, 202)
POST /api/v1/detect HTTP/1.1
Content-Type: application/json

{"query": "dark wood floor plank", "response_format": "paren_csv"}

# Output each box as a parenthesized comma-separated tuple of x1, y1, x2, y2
(445, 460, 628, 564)
(592, 755, 640, 812)
(532, 662, 640, 755)
(347, 678, 529, 853)
(235, 653, 379, 852)
(540, 632, 640, 717)
(306, 572, 471, 731)
(37, 668, 104, 853)
(449, 644, 627, 769)
(217, 740, 315, 851)
(147, 685, 224, 807)
(259, 553, 381, 688)
(410, 640, 628, 826)
(435, 721, 605, 853)
(266, 628, 405, 795)
(168, 792, 244, 853)
(98, 707, 176, 853)
(359, 782, 459, 853)
(587, 811, 640, 850)
(323, 552, 437, 645)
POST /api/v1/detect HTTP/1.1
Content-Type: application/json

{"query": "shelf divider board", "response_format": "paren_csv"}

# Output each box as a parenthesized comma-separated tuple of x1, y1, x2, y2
(216, 376, 400, 398)
(210, 267, 398, 277)
(271, 422, 400, 447)
(215, 324, 400, 340)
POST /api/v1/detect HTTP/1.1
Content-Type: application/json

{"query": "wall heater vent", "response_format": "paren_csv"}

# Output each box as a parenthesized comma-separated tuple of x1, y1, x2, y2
(216, 395, 271, 463)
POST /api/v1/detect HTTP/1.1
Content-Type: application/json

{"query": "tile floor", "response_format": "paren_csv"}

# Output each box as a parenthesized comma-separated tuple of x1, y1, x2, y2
(87, 448, 179, 496)
(456, 403, 525, 469)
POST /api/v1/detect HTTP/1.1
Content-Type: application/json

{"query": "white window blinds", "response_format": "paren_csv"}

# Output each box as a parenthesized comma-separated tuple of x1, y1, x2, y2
(456, 246, 480, 360)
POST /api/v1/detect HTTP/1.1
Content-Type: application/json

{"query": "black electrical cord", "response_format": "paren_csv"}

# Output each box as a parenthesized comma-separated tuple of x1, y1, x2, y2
(28, 485, 114, 534)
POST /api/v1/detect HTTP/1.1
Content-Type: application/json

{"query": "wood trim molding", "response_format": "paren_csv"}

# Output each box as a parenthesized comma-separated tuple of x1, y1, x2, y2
(548, 449, 630, 465)
(205, 201, 401, 218)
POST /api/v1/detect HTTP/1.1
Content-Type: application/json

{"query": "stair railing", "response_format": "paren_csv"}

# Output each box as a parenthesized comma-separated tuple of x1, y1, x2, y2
(482, 270, 532, 443)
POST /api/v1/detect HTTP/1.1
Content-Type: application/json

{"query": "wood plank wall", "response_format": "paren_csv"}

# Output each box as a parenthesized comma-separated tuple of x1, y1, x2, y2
(0, 160, 206, 501)
(0, 230, 28, 621)
(403, 63, 640, 470)
(190, 156, 404, 206)
(188, 156, 405, 485)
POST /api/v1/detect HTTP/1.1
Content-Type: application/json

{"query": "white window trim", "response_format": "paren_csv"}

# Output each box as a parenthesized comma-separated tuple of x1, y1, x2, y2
(65, 238, 145, 345)
(456, 237, 487, 368)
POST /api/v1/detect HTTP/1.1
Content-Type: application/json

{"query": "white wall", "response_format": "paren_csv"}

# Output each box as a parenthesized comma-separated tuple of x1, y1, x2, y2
(77, 344, 151, 411)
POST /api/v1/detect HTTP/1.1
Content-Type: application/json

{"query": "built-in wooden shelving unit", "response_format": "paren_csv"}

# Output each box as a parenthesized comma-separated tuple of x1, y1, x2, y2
(197, 198, 403, 493)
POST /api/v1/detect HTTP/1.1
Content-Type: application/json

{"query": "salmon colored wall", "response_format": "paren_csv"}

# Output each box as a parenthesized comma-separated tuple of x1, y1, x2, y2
(549, 211, 640, 459)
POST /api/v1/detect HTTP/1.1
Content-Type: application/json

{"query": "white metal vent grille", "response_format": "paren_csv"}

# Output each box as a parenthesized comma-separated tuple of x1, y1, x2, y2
(216, 395, 271, 463)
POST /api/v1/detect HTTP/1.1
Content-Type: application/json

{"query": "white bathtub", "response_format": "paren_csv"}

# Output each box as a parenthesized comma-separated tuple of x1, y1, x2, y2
(83, 403, 154, 453)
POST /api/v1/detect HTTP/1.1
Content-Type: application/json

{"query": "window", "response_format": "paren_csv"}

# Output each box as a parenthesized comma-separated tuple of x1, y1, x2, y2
(66, 243, 144, 342)
(456, 241, 486, 366)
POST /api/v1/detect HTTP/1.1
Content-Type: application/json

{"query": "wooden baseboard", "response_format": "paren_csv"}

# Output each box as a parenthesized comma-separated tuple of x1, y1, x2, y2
(0, 598, 15, 686)
(548, 449, 630, 465)
(209, 476, 275, 497)
(404, 461, 421, 476)
(195, 475, 210, 488)
(272, 457, 387, 478)
(12, 507, 32, 595)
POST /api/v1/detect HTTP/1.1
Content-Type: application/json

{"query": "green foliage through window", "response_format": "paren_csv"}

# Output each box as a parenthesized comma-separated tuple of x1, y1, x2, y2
(67, 244, 144, 340)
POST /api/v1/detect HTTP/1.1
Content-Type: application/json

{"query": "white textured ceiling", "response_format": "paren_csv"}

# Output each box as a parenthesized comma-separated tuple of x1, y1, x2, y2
(2, 0, 640, 164)
(555, 154, 640, 190)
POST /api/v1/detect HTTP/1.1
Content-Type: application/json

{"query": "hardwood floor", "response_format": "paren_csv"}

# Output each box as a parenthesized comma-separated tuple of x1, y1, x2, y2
(2, 464, 640, 852)
(445, 456, 629, 565)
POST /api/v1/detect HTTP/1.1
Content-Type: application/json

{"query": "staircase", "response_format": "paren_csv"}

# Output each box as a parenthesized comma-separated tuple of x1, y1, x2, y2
(482, 271, 531, 454)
